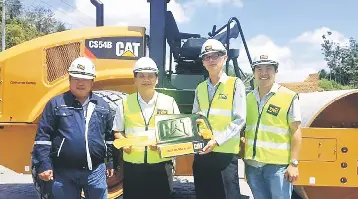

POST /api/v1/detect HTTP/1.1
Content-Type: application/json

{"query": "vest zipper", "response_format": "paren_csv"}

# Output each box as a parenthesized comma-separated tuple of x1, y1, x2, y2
(137, 93, 158, 164)
(144, 125, 148, 164)
(206, 82, 221, 119)
(252, 93, 276, 159)
(252, 103, 261, 159)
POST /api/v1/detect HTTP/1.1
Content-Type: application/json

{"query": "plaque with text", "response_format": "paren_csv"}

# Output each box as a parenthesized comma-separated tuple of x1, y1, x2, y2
(155, 114, 213, 158)
(112, 114, 213, 158)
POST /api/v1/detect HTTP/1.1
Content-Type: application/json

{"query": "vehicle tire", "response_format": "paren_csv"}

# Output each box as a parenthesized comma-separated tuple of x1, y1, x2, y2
(93, 90, 128, 112)
(31, 90, 128, 199)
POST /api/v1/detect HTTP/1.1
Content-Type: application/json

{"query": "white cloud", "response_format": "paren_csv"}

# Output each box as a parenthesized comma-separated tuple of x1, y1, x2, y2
(55, 0, 190, 29)
(238, 35, 292, 73)
(292, 27, 349, 46)
(237, 35, 326, 83)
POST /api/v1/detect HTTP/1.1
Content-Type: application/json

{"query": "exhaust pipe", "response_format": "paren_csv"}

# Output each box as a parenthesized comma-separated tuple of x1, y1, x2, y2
(90, 0, 104, 26)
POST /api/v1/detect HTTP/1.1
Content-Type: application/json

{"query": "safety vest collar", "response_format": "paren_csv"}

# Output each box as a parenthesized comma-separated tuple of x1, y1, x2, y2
(137, 91, 159, 106)
(205, 72, 230, 87)
(253, 82, 281, 102)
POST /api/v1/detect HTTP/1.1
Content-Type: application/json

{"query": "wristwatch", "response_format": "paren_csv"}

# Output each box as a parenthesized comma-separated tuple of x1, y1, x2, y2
(291, 159, 299, 167)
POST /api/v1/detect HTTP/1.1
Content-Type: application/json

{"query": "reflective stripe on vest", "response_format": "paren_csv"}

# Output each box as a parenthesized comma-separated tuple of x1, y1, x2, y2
(197, 76, 240, 154)
(245, 86, 296, 164)
(123, 93, 173, 164)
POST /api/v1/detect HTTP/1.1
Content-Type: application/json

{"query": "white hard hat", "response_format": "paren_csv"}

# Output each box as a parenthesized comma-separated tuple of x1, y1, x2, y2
(68, 57, 96, 79)
(251, 54, 279, 68)
(133, 57, 159, 73)
(200, 39, 227, 58)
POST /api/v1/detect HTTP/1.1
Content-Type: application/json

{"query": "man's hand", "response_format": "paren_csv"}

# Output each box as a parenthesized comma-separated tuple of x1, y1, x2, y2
(123, 146, 132, 154)
(106, 169, 114, 178)
(285, 164, 299, 183)
(38, 170, 53, 181)
(149, 145, 158, 151)
(199, 140, 217, 155)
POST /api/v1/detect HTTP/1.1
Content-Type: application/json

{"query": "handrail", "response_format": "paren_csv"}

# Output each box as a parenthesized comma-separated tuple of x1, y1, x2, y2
(209, 17, 254, 89)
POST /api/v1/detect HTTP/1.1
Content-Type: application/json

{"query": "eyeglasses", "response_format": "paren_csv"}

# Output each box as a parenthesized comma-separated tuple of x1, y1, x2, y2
(202, 53, 222, 61)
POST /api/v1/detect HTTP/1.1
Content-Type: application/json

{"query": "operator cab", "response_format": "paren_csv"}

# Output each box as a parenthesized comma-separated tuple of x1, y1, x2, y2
(164, 11, 254, 90)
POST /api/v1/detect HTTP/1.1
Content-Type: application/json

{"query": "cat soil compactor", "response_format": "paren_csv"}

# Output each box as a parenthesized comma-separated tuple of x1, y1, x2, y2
(0, 0, 357, 198)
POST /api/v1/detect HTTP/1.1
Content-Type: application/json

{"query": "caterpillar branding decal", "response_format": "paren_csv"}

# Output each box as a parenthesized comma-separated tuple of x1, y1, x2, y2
(85, 37, 144, 60)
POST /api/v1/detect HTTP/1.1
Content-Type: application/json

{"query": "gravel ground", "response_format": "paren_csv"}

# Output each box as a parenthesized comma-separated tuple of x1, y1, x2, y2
(0, 160, 253, 199)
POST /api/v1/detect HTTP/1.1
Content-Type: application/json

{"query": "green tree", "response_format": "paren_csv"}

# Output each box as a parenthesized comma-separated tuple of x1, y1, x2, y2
(25, 7, 64, 35)
(0, 2, 69, 49)
(320, 31, 358, 87)
(5, 18, 44, 48)
(318, 68, 328, 79)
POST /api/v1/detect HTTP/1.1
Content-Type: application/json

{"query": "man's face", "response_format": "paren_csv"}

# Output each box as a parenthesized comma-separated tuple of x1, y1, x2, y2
(69, 76, 94, 99)
(134, 72, 158, 91)
(254, 64, 277, 87)
(202, 52, 227, 74)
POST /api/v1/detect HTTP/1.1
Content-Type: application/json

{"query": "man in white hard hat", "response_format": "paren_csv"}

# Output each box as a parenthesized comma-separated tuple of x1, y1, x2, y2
(32, 57, 115, 199)
(192, 38, 246, 199)
(244, 54, 302, 199)
(112, 56, 180, 199)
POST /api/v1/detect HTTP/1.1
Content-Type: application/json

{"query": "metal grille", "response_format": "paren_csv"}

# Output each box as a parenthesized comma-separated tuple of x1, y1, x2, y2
(45, 42, 81, 83)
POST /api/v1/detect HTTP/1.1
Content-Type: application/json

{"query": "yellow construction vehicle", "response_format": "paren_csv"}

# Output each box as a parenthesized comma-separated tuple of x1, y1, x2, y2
(0, 0, 357, 199)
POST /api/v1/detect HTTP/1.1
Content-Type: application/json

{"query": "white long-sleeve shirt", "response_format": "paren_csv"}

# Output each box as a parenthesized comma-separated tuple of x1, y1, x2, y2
(192, 73, 247, 146)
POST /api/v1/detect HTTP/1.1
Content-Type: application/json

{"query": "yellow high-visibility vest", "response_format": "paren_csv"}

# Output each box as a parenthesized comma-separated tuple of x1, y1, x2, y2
(122, 92, 175, 164)
(197, 76, 240, 154)
(245, 86, 296, 164)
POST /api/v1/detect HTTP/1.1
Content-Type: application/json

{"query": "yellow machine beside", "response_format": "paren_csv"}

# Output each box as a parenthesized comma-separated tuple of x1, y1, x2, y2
(0, 26, 143, 198)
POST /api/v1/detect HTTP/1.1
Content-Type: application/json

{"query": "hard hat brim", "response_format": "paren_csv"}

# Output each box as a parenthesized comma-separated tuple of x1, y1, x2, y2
(133, 69, 158, 73)
(69, 73, 95, 80)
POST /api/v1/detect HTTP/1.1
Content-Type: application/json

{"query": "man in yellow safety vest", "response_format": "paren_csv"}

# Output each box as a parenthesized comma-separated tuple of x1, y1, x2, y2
(112, 57, 180, 199)
(192, 38, 247, 199)
(244, 54, 302, 199)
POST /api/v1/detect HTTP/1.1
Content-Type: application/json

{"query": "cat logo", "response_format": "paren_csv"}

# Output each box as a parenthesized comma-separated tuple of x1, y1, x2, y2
(267, 104, 281, 116)
(77, 64, 85, 70)
(157, 109, 168, 115)
(116, 41, 141, 57)
(205, 45, 212, 52)
(218, 93, 228, 100)
(260, 55, 268, 59)
(193, 142, 204, 150)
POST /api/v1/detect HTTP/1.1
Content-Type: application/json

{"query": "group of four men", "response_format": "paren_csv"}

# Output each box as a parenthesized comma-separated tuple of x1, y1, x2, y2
(32, 38, 302, 199)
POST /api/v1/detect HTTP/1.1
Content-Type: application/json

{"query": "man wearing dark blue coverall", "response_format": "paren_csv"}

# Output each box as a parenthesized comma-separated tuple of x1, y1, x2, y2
(32, 57, 115, 199)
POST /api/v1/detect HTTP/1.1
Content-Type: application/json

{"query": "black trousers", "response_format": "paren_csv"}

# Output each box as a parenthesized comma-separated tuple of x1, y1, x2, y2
(193, 152, 241, 199)
(123, 161, 171, 199)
